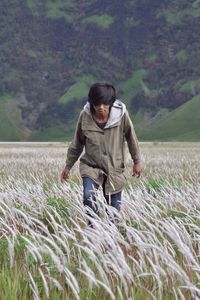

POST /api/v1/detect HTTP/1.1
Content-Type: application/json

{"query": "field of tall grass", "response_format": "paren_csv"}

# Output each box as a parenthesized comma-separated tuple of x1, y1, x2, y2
(0, 142, 199, 300)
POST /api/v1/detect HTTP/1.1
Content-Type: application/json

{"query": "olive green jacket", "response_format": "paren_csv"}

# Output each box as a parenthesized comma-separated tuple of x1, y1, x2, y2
(66, 100, 140, 195)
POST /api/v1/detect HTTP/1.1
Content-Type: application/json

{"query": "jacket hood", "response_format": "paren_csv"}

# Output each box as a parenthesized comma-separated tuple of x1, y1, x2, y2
(83, 99, 126, 128)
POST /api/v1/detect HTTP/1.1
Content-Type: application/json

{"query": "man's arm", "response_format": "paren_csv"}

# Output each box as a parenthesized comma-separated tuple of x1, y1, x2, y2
(61, 112, 85, 182)
(124, 110, 142, 177)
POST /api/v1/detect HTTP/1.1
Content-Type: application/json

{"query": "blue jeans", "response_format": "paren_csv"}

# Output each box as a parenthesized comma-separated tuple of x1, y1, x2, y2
(82, 176, 122, 216)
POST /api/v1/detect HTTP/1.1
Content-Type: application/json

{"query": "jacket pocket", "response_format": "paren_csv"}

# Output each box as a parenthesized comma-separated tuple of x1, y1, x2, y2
(109, 168, 127, 192)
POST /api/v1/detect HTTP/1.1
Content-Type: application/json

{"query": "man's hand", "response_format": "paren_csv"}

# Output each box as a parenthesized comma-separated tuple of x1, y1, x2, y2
(132, 163, 142, 178)
(61, 166, 70, 183)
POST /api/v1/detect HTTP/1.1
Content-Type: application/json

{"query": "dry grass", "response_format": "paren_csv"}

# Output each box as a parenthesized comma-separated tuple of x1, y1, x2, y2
(0, 142, 199, 300)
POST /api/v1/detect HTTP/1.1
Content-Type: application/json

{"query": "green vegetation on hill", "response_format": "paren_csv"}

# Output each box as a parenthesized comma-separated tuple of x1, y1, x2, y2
(59, 75, 95, 104)
(179, 79, 200, 93)
(30, 93, 200, 141)
(0, 96, 30, 141)
(137, 94, 200, 141)
(98, 50, 122, 67)
(119, 69, 147, 106)
(82, 14, 114, 29)
(177, 49, 186, 62)
(27, 0, 75, 20)
(157, 7, 200, 24)
(46, 0, 75, 22)
(30, 124, 73, 141)
(0, 0, 199, 141)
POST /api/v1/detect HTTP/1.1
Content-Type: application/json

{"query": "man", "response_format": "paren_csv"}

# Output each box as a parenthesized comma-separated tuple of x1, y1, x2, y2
(61, 82, 141, 224)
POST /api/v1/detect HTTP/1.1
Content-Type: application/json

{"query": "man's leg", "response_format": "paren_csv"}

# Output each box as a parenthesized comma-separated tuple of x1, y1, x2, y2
(102, 176, 122, 211)
(82, 177, 99, 224)
(110, 191, 122, 211)
(104, 191, 122, 227)
(102, 177, 122, 226)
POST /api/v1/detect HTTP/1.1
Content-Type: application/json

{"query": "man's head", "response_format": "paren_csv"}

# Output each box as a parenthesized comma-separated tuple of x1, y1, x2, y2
(88, 83, 116, 108)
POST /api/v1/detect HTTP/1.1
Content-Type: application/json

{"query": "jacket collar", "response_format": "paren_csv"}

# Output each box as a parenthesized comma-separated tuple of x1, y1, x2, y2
(83, 99, 126, 130)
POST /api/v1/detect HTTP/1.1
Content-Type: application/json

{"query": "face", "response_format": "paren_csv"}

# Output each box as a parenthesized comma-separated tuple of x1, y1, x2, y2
(93, 104, 110, 115)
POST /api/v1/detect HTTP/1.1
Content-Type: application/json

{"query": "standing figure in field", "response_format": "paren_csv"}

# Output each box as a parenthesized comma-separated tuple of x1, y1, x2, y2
(61, 82, 141, 226)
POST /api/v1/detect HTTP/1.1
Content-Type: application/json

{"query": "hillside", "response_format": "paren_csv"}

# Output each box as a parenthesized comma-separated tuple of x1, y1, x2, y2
(0, 0, 199, 141)
(136, 94, 200, 141)
(0, 95, 30, 141)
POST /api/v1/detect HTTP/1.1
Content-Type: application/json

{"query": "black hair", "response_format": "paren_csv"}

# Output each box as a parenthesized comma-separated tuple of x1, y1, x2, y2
(88, 82, 116, 107)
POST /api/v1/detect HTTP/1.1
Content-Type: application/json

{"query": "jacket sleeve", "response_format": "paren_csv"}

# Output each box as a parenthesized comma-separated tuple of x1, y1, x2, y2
(124, 110, 141, 164)
(65, 112, 85, 169)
